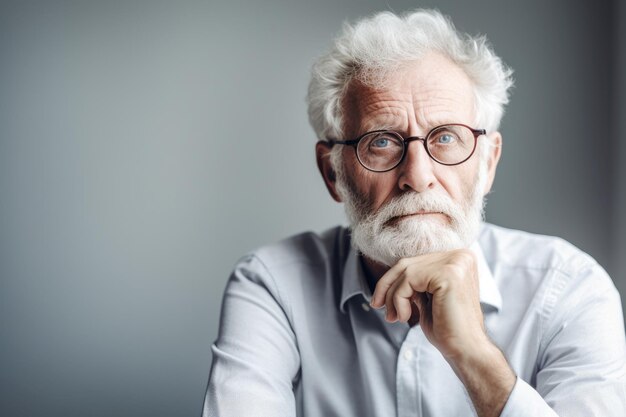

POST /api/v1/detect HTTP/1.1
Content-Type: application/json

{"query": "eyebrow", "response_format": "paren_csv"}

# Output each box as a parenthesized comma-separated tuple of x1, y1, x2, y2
(359, 121, 458, 137)
(360, 124, 396, 133)
(357, 118, 404, 134)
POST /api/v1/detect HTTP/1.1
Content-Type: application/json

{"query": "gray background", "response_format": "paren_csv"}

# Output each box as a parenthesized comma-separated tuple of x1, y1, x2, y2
(1, 0, 624, 416)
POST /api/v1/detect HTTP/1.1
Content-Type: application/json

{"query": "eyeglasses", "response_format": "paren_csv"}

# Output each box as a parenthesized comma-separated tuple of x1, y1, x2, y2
(327, 123, 486, 172)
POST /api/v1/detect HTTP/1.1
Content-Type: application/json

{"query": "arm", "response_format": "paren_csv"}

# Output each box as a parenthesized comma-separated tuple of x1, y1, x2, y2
(371, 251, 626, 417)
(449, 341, 517, 417)
(203, 255, 300, 417)
(371, 249, 516, 416)
(499, 263, 626, 417)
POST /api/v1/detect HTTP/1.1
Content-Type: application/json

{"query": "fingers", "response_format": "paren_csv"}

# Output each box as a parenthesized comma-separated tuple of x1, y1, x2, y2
(385, 276, 418, 322)
(381, 278, 403, 322)
(372, 258, 429, 308)
(413, 292, 431, 327)
(367, 251, 485, 359)
(407, 295, 421, 327)
(370, 259, 409, 308)
(371, 258, 435, 323)
(371, 252, 469, 323)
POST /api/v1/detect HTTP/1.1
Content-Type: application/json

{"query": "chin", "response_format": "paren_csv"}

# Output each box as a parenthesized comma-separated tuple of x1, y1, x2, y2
(352, 217, 468, 266)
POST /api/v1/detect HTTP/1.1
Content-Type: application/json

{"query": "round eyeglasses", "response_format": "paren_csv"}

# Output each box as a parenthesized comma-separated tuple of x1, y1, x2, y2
(327, 123, 486, 172)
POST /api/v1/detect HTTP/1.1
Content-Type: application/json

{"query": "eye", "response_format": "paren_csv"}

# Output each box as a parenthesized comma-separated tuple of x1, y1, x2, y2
(361, 131, 403, 154)
(437, 134, 456, 144)
(372, 138, 390, 148)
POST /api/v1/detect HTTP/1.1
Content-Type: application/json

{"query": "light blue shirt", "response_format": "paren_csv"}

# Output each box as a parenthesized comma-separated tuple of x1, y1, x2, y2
(203, 223, 626, 416)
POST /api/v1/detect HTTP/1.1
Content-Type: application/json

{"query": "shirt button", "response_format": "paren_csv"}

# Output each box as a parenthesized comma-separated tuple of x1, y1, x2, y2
(403, 350, 413, 361)
(361, 302, 371, 312)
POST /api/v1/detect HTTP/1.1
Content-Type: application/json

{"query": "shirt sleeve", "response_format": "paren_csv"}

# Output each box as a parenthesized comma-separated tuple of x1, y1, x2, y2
(500, 262, 626, 417)
(202, 255, 300, 417)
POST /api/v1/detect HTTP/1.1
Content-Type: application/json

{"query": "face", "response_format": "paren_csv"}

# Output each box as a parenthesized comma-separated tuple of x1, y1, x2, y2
(316, 53, 502, 267)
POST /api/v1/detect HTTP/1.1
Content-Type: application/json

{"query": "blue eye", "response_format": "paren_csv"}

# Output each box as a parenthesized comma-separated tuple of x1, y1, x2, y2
(372, 138, 389, 148)
(437, 134, 455, 144)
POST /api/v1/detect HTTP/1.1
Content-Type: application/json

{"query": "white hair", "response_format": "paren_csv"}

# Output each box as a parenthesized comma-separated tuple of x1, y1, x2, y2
(306, 9, 514, 142)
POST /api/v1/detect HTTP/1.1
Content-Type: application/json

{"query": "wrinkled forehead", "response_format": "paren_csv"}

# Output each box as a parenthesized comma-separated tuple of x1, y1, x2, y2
(341, 53, 477, 138)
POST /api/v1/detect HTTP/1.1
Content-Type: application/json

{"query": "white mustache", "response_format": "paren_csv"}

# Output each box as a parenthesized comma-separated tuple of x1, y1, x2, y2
(372, 191, 463, 225)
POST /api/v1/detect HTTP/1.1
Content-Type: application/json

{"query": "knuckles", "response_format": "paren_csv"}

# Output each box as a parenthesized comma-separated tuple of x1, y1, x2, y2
(446, 250, 476, 274)
(404, 262, 421, 277)
(440, 264, 465, 284)
(396, 257, 412, 269)
(449, 248, 475, 265)
(393, 249, 478, 292)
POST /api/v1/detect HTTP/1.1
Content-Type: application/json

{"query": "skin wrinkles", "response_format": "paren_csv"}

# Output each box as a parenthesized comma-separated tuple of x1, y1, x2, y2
(347, 90, 470, 138)
(345, 96, 410, 137)
(346, 65, 476, 138)
(339, 53, 479, 219)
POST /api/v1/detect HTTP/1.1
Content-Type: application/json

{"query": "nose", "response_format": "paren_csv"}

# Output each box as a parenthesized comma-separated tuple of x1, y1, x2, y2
(397, 139, 437, 192)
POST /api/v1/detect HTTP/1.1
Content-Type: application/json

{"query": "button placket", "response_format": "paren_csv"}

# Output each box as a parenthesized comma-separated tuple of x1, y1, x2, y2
(396, 327, 420, 417)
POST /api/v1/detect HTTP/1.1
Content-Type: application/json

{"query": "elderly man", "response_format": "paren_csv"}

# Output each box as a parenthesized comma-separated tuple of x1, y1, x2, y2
(203, 9, 626, 417)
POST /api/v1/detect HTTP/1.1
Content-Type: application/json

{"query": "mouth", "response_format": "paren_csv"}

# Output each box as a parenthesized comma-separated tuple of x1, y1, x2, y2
(385, 211, 448, 226)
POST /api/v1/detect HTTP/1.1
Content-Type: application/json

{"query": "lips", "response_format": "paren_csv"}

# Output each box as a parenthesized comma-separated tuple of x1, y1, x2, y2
(385, 211, 447, 226)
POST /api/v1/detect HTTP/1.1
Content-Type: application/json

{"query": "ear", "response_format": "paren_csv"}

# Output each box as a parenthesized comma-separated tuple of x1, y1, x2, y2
(482, 131, 502, 196)
(315, 141, 342, 202)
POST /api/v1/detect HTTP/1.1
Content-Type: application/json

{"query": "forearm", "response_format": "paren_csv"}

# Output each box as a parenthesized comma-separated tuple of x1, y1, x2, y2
(449, 341, 516, 417)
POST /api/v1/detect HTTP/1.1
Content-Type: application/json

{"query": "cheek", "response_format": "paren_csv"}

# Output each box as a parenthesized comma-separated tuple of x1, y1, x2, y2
(344, 160, 398, 209)
(357, 172, 400, 209)
(432, 162, 476, 198)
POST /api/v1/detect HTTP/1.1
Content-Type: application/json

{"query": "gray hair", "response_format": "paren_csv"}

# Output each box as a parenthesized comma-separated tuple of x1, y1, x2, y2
(306, 9, 514, 141)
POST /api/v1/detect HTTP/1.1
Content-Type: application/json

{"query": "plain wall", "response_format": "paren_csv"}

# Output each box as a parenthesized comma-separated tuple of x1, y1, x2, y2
(0, 1, 621, 416)
(614, 0, 626, 317)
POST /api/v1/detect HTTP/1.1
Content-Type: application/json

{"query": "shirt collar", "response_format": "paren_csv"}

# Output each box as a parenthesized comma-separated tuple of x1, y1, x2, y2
(470, 241, 503, 313)
(339, 240, 502, 314)
(340, 246, 371, 313)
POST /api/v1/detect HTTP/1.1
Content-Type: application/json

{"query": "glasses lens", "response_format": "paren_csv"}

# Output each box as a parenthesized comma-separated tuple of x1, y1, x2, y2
(357, 131, 404, 171)
(426, 125, 476, 164)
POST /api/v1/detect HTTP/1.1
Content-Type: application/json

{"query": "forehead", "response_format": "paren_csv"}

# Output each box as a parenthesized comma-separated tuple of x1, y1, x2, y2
(343, 53, 476, 136)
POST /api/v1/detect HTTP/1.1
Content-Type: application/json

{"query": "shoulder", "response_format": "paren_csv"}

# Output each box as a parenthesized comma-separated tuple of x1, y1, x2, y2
(226, 226, 351, 322)
(479, 222, 619, 322)
(231, 225, 350, 295)
(479, 222, 599, 275)
(250, 225, 350, 270)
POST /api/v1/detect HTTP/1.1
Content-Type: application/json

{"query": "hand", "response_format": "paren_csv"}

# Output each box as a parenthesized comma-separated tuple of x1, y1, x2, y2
(370, 249, 488, 361)
(371, 249, 516, 417)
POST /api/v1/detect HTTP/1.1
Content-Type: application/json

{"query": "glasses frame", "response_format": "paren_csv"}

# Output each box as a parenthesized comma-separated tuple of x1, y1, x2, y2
(327, 123, 486, 172)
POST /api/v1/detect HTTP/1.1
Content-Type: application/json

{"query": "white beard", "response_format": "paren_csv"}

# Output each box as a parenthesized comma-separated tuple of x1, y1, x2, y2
(335, 159, 487, 267)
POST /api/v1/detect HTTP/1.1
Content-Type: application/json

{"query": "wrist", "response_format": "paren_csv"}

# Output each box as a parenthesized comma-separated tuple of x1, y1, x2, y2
(443, 332, 491, 367)
(449, 339, 509, 380)
(448, 340, 516, 417)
